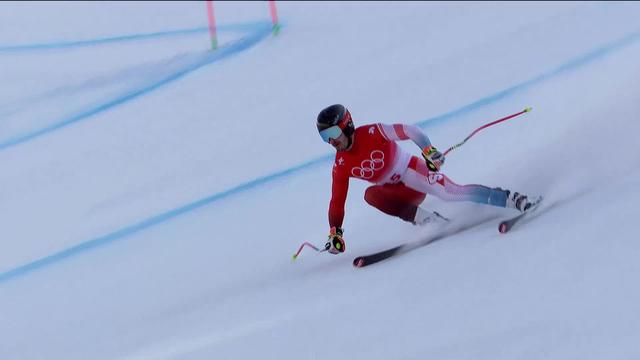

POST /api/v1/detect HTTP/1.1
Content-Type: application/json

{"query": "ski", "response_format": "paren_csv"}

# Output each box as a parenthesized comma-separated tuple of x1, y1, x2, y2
(353, 215, 498, 268)
(353, 244, 405, 268)
(352, 197, 545, 268)
(498, 196, 544, 234)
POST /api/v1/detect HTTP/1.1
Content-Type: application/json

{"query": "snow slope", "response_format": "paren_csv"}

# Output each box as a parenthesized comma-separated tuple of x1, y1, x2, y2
(1, 1, 640, 359)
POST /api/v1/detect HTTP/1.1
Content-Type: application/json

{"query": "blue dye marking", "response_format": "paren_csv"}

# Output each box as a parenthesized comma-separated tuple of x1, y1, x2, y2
(0, 22, 274, 151)
(0, 22, 269, 52)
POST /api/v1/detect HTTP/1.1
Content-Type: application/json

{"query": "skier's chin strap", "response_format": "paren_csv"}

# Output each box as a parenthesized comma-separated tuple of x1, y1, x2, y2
(345, 134, 354, 151)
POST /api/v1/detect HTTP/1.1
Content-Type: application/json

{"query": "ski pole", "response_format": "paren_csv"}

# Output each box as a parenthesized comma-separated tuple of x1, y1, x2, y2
(443, 107, 532, 156)
(292, 241, 327, 261)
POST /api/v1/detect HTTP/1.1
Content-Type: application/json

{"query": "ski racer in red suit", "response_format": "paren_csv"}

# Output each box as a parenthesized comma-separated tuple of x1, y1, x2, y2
(317, 104, 534, 254)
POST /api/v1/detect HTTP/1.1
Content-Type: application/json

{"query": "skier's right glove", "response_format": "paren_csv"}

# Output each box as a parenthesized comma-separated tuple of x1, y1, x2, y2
(325, 226, 346, 254)
(422, 145, 445, 172)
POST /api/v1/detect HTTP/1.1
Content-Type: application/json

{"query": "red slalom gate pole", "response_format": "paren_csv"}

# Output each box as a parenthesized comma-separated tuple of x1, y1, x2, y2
(268, 0, 281, 35)
(443, 107, 532, 156)
(206, 0, 218, 50)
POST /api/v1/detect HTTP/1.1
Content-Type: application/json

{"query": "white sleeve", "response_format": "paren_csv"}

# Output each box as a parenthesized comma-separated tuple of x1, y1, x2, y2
(378, 123, 432, 149)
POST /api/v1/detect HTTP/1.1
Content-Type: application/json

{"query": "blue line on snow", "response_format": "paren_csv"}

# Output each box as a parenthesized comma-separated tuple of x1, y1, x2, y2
(1, 29, 638, 284)
(0, 22, 274, 151)
(415, 30, 640, 129)
(0, 22, 268, 52)
(0, 155, 330, 284)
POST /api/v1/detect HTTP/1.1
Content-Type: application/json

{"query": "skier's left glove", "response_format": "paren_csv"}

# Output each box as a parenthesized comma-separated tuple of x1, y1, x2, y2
(325, 226, 346, 254)
(422, 145, 445, 172)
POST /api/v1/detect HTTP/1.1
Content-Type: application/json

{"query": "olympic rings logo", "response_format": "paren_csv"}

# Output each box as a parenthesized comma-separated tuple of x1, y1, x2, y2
(351, 150, 385, 179)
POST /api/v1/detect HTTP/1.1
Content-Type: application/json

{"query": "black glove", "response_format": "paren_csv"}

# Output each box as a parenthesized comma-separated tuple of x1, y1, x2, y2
(325, 227, 346, 254)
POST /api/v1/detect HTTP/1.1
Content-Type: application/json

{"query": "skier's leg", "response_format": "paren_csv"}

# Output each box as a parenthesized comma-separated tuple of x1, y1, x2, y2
(402, 157, 511, 207)
(364, 183, 426, 223)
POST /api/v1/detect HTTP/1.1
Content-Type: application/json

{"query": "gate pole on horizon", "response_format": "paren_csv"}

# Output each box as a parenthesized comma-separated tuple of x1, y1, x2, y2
(269, 0, 281, 36)
(206, 0, 218, 50)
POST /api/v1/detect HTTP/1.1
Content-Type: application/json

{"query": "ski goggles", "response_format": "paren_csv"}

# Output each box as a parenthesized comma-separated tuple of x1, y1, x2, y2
(319, 125, 343, 143)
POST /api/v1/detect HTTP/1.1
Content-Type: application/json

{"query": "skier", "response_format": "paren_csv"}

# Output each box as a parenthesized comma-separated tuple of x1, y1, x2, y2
(317, 104, 536, 254)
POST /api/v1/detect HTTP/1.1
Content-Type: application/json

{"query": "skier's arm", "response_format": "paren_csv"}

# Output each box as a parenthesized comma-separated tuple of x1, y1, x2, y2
(379, 123, 432, 149)
(325, 172, 349, 255)
(379, 123, 445, 170)
(328, 170, 349, 229)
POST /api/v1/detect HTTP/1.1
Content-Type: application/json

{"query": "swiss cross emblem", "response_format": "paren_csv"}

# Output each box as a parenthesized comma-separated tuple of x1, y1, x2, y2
(369, 126, 375, 134)
(338, 157, 345, 165)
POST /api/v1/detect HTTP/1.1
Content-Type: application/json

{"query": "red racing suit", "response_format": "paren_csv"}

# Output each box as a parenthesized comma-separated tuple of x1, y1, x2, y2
(328, 123, 510, 228)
